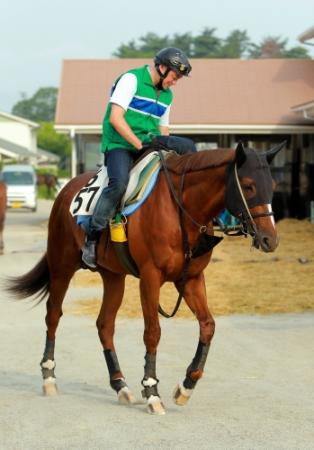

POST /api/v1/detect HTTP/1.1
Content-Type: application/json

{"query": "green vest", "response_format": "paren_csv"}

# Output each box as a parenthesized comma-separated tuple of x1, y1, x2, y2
(101, 65, 173, 152)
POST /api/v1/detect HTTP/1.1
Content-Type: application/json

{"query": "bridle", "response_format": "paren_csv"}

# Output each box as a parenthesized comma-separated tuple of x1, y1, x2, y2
(232, 161, 274, 240)
(157, 146, 274, 240)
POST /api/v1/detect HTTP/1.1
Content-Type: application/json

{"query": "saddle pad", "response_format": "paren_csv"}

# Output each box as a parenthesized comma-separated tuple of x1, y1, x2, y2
(69, 151, 162, 218)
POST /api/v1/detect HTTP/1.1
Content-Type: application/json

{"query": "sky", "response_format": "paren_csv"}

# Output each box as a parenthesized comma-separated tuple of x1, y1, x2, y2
(1, 0, 313, 113)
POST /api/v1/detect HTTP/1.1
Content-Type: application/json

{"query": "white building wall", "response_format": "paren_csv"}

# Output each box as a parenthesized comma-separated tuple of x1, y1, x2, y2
(0, 115, 37, 152)
(30, 128, 37, 152)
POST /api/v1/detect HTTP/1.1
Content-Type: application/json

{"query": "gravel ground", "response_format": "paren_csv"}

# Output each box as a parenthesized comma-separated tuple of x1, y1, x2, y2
(0, 200, 313, 450)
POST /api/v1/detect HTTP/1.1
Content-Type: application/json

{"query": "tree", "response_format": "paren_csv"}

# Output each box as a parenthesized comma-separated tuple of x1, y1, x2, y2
(113, 40, 141, 58)
(37, 122, 71, 168)
(11, 87, 58, 122)
(138, 32, 170, 56)
(114, 28, 222, 58)
(113, 30, 312, 60)
(248, 36, 311, 59)
(192, 28, 222, 57)
(219, 30, 251, 58)
(170, 32, 194, 56)
(282, 46, 311, 58)
(114, 33, 170, 58)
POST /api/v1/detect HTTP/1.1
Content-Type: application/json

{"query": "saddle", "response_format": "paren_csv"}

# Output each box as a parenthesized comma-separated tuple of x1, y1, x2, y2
(69, 150, 169, 230)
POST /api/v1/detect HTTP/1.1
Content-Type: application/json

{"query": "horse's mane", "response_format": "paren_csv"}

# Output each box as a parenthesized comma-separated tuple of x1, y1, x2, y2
(165, 148, 234, 175)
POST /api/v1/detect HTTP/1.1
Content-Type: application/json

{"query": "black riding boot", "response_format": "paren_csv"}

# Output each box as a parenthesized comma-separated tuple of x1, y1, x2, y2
(82, 230, 99, 269)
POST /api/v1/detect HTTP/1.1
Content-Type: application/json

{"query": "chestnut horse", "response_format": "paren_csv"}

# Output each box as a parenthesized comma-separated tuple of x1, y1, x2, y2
(7, 142, 284, 414)
(37, 173, 58, 198)
(0, 181, 6, 254)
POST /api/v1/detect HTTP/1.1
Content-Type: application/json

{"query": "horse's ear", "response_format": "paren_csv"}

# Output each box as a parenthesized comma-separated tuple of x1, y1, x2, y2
(265, 141, 286, 164)
(234, 141, 246, 167)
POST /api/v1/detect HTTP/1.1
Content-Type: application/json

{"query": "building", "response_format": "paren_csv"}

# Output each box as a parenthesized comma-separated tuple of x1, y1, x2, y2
(0, 111, 60, 168)
(0, 111, 38, 163)
(298, 25, 314, 46)
(295, 26, 314, 122)
(55, 58, 314, 218)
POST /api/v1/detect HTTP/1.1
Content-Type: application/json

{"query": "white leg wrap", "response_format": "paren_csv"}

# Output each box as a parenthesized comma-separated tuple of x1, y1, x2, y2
(43, 376, 56, 386)
(118, 386, 132, 396)
(173, 383, 194, 406)
(146, 395, 166, 415)
(142, 377, 158, 387)
(41, 359, 55, 370)
(117, 386, 136, 405)
(178, 383, 193, 398)
(147, 394, 160, 405)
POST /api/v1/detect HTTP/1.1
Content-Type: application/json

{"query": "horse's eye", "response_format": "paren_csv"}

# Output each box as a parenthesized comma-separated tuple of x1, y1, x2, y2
(243, 184, 254, 192)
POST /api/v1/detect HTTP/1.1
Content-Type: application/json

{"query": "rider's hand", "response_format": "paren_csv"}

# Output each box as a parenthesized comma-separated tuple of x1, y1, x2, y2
(134, 141, 143, 151)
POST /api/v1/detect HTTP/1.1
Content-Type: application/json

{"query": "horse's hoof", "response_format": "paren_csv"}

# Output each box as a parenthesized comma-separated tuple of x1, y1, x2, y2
(173, 384, 193, 406)
(42, 379, 58, 397)
(146, 395, 166, 415)
(117, 386, 136, 405)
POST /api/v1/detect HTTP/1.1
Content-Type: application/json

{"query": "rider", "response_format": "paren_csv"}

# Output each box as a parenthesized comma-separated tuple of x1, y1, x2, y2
(82, 47, 197, 269)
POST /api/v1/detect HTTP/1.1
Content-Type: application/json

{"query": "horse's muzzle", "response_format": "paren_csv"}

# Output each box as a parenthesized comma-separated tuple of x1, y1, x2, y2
(253, 232, 279, 253)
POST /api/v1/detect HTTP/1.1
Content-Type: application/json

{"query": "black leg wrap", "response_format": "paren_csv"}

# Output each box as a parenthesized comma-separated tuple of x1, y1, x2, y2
(110, 378, 127, 392)
(104, 349, 121, 375)
(183, 374, 197, 389)
(40, 334, 56, 379)
(141, 352, 159, 399)
(141, 383, 159, 399)
(183, 341, 210, 390)
(43, 333, 55, 360)
(104, 349, 126, 392)
(144, 352, 157, 378)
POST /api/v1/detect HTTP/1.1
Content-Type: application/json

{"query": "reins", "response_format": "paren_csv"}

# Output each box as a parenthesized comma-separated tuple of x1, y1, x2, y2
(157, 160, 190, 318)
(157, 148, 207, 318)
(157, 149, 208, 233)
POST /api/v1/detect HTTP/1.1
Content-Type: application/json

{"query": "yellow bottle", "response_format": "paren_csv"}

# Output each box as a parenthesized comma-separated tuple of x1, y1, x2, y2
(110, 215, 127, 242)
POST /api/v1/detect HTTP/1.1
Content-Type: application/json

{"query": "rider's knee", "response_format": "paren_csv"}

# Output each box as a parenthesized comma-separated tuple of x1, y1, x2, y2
(108, 178, 128, 196)
(172, 136, 197, 154)
(181, 137, 197, 153)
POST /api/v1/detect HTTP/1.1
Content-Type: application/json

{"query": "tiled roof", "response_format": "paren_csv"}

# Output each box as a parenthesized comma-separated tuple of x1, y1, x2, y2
(55, 58, 314, 128)
(0, 111, 39, 128)
(0, 137, 35, 158)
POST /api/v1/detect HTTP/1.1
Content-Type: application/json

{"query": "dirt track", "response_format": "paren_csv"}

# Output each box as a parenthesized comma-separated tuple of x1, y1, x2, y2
(69, 218, 314, 318)
(1, 201, 313, 450)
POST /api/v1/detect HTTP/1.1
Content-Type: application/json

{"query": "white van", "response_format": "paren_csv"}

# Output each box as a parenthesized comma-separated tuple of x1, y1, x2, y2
(1, 164, 37, 211)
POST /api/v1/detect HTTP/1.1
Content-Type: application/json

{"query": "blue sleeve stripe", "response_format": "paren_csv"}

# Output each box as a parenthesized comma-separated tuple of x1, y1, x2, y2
(128, 107, 160, 119)
(129, 96, 167, 118)
(136, 95, 169, 109)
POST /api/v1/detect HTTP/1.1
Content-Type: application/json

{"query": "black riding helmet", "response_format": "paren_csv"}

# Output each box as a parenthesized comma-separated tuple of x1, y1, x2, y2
(154, 47, 192, 89)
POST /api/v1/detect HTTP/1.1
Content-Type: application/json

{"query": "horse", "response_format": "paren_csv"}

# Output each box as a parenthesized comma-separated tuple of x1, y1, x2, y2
(6, 141, 284, 414)
(0, 181, 6, 254)
(37, 173, 59, 198)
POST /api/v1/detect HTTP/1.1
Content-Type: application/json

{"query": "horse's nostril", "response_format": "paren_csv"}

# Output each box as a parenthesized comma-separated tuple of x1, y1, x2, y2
(262, 236, 271, 250)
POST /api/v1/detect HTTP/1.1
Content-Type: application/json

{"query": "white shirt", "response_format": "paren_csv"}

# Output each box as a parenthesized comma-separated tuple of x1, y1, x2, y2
(110, 71, 171, 127)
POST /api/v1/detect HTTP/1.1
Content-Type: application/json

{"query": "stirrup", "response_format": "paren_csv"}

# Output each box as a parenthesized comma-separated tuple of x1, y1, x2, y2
(82, 240, 97, 269)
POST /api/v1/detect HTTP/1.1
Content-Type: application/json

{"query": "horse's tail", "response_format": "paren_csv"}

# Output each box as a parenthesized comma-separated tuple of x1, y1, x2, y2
(6, 253, 50, 303)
